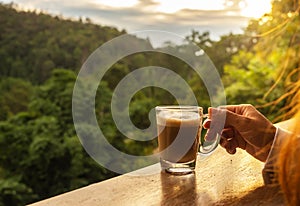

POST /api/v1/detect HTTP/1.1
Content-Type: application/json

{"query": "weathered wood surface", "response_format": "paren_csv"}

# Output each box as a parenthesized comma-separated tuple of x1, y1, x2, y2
(29, 146, 284, 206)
(30, 121, 293, 206)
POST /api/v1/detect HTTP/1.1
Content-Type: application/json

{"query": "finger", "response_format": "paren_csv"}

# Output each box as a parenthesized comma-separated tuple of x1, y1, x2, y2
(206, 106, 251, 141)
(221, 127, 246, 153)
(204, 128, 218, 142)
(225, 139, 237, 154)
(219, 137, 237, 155)
(205, 124, 233, 142)
(227, 147, 237, 155)
(219, 137, 228, 148)
(221, 128, 234, 140)
(223, 127, 240, 150)
(203, 119, 211, 129)
(209, 107, 251, 130)
(218, 104, 251, 114)
(220, 137, 225, 147)
(222, 129, 248, 152)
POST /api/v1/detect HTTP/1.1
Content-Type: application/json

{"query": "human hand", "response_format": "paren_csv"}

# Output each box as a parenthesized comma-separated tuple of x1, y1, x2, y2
(203, 104, 276, 162)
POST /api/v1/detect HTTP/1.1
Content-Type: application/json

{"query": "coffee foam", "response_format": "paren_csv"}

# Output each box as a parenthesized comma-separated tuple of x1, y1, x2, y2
(157, 111, 200, 126)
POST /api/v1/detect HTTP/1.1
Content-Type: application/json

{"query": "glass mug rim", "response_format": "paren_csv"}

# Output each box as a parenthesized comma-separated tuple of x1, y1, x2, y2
(155, 105, 202, 110)
(155, 105, 207, 119)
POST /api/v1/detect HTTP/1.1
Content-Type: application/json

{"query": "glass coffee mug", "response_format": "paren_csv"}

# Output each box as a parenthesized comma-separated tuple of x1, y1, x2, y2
(156, 105, 220, 174)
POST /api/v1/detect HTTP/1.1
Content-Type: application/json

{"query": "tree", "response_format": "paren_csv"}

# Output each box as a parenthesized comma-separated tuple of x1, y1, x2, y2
(0, 69, 117, 205)
(222, 0, 300, 120)
(0, 78, 33, 121)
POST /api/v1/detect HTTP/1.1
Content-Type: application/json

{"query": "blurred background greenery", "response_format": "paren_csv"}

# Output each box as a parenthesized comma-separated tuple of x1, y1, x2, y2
(0, 0, 299, 205)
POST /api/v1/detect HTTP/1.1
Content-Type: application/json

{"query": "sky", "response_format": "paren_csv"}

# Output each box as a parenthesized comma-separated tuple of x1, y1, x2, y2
(2, 0, 272, 41)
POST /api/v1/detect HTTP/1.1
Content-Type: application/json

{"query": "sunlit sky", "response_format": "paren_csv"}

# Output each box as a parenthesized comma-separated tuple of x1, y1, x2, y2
(2, 0, 272, 40)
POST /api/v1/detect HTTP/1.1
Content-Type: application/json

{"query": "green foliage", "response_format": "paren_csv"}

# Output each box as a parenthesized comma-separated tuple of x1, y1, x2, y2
(222, 50, 283, 117)
(221, 0, 300, 120)
(0, 69, 118, 205)
(0, 3, 125, 84)
(0, 177, 38, 206)
(186, 31, 255, 76)
(0, 78, 33, 121)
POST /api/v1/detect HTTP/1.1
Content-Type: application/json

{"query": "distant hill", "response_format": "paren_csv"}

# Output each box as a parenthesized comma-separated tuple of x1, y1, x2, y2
(0, 3, 151, 84)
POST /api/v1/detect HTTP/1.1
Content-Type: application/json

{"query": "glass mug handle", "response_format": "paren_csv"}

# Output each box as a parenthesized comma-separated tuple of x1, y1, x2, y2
(198, 112, 220, 156)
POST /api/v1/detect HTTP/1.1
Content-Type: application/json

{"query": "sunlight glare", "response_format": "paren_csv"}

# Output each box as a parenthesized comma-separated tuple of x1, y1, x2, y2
(241, 0, 272, 18)
(92, 0, 139, 8)
(152, 0, 225, 13)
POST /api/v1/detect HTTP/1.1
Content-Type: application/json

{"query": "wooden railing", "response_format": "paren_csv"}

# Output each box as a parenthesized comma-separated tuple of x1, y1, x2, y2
(29, 121, 292, 206)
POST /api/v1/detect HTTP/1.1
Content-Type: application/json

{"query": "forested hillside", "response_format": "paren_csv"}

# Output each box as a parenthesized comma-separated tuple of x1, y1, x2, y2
(0, 3, 127, 84)
(0, 0, 299, 205)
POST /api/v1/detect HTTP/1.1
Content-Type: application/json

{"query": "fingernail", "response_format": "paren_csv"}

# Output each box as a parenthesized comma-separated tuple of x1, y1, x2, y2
(229, 149, 236, 154)
(203, 120, 211, 129)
